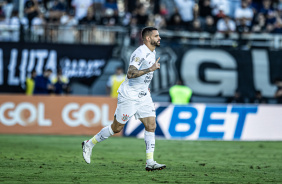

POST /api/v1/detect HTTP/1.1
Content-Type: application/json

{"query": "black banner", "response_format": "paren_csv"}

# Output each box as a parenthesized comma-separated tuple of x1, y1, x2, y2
(0, 42, 114, 93)
(179, 48, 282, 99)
(121, 46, 282, 99)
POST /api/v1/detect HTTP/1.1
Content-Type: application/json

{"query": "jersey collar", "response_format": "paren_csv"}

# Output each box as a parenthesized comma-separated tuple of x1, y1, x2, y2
(142, 44, 156, 55)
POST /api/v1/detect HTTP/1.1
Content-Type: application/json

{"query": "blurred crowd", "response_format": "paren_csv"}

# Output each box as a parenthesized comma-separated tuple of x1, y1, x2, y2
(25, 68, 71, 95)
(1, 0, 282, 37)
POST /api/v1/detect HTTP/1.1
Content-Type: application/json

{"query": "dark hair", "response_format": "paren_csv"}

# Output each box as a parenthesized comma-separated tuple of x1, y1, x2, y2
(141, 27, 158, 40)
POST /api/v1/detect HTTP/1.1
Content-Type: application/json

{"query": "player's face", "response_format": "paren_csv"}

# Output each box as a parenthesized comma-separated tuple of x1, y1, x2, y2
(149, 30, 161, 47)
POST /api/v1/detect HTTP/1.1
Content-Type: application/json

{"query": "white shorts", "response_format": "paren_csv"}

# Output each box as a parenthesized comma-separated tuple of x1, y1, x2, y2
(114, 93, 156, 124)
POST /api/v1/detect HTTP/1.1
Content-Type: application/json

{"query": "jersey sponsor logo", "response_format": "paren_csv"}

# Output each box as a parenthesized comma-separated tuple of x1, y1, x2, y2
(122, 114, 129, 121)
(138, 91, 147, 98)
(144, 73, 153, 83)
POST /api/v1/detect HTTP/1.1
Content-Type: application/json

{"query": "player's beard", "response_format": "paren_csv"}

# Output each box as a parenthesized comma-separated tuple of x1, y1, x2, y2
(151, 40, 160, 47)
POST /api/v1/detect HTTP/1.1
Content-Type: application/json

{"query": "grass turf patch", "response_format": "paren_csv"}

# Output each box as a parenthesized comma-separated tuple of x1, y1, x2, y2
(0, 135, 281, 183)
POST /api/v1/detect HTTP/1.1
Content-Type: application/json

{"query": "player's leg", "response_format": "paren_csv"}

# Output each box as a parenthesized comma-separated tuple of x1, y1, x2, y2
(82, 117, 125, 164)
(139, 116, 157, 163)
(87, 117, 125, 146)
(139, 116, 166, 171)
(82, 94, 134, 164)
(136, 97, 166, 171)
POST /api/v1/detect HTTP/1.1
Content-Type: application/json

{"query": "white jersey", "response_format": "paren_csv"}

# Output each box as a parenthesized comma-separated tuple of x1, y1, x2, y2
(118, 44, 156, 101)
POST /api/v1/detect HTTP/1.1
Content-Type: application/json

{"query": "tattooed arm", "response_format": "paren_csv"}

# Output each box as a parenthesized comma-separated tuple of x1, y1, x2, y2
(127, 65, 151, 79)
(127, 57, 160, 79)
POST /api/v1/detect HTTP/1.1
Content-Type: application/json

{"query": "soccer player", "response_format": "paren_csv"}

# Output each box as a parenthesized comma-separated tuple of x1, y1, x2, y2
(82, 27, 166, 171)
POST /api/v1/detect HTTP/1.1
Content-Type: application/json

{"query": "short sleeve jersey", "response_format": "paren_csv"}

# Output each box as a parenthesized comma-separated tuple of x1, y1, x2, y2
(118, 44, 156, 101)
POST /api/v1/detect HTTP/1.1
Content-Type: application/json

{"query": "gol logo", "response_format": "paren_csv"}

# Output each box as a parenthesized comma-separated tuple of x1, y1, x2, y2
(62, 103, 113, 127)
(0, 102, 51, 126)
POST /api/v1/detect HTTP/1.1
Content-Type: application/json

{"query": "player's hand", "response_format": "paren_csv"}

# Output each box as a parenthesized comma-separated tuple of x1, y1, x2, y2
(150, 57, 161, 71)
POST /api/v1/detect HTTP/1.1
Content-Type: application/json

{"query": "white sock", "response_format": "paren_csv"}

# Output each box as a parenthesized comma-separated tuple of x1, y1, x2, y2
(86, 125, 114, 148)
(145, 131, 155, 164)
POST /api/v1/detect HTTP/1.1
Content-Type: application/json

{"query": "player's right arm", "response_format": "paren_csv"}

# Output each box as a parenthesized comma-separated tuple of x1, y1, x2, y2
(127, 57, 160, 79)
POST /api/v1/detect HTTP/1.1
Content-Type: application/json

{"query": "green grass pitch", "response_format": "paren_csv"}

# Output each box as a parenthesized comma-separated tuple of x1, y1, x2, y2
(0, 134, 281, 184)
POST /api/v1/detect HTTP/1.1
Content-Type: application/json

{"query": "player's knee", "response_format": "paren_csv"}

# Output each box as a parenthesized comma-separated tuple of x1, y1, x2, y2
(150, 127, 156, 132)
(112, 117, 125, 133)
(146, 123, 156, 132)
(113, 127, 123, 133)
(111, 123, 124, 133)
